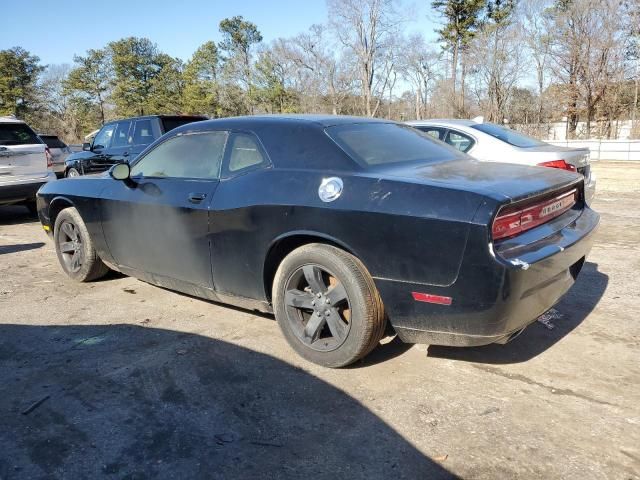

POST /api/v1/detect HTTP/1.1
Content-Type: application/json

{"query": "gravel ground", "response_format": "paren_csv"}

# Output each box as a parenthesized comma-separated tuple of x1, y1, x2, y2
(0, 161, 638, 479)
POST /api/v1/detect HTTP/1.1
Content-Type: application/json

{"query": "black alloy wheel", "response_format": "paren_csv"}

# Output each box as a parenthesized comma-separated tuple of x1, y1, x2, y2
(283, 264, 351, 352)
(273, 243, 386, 367)
(53, 207, 110, 282)
(57, 220, 84, 273)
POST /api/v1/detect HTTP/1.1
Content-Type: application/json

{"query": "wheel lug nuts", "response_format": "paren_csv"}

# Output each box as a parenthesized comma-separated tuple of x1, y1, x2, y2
(316, 293, 321, 298)
(325, 310, 331, 316)
(325, 299, 330, 304)
(311, 300, 316, 306)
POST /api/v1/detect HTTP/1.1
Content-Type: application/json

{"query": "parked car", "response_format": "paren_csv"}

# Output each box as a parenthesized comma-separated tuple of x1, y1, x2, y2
(0, 116, 56, 213)
(38, 134, 72, 178)
(37, 115, 598, 367)
(64, 115, 207, 177)
(407, 119, 597, 205)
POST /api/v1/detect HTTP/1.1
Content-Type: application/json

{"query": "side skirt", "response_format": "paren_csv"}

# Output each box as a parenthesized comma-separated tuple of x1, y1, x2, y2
(116, 265, 273, 315)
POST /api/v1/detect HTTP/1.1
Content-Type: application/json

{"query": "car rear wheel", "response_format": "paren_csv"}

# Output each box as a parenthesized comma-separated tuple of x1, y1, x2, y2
(54, 207, 109, 282)
(272, 244, 386, 367)
(66, 168, 80, 178)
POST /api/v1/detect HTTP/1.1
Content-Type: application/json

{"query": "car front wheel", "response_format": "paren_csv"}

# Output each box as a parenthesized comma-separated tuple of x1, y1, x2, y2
(66, 167, 80, 178)
(54, 207, 110, 282)
(273, 244, 386, 367)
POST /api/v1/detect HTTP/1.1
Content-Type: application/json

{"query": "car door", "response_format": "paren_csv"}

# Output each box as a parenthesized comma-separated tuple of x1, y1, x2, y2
(100, 130, 228, 288)
(84, 123, 115, 174)
(208, 131, 272, 298)
(100, 120, 132, 169)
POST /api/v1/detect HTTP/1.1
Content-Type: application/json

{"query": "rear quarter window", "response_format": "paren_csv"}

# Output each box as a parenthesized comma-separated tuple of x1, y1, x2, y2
(0, 124, 41, 146)
(326, 123, 459, 168)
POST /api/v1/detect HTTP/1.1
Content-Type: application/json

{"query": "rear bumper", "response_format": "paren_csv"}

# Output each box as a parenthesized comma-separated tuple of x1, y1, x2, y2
(0, 174, 56, 205)
(52, 162, 66, 175)
(584, 171, 596, 206)
(376, 207, 599, 346)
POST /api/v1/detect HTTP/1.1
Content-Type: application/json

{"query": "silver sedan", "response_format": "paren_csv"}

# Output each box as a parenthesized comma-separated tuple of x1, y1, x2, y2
(407, 119, 596, 205)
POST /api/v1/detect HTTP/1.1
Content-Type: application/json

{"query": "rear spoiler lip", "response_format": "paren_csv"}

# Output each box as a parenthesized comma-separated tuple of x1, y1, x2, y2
(500, 176, 584, 207)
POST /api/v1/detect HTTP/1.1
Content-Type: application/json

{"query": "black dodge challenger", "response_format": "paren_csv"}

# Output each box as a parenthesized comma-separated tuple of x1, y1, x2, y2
(37, 115, 599, 367)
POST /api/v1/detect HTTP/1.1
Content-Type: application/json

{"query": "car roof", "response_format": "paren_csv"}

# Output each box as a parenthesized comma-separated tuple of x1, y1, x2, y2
(407, 119, 479, 128)
(103, 114, 208, 126)
(180, 114, 391, 132)
(0, 116, 26, 124)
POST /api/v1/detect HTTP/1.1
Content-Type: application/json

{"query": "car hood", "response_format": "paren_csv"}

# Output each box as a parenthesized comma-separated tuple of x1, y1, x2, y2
(380, 159, 582, 203)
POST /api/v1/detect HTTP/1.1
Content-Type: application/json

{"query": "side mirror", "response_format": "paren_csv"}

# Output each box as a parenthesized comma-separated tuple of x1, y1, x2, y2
(82, 142, 91, 151)
(110, 163, 131, 181)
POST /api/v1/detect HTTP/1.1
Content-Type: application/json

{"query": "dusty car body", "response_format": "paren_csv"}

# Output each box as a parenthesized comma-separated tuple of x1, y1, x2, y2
(37, 115, 599, 367)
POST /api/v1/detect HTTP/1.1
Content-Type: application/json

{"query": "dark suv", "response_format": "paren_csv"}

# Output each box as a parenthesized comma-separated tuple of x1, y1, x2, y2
(64, 115, 207, 177)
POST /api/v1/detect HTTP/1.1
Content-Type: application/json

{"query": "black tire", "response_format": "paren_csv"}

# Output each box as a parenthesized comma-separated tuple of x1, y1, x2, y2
(272, 244, 386, 368)
(54, 207, 110, 282)
(66, 167, 80, 178)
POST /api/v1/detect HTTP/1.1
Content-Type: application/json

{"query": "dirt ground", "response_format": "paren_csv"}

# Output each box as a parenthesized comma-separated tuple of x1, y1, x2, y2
(0, 162, 638, 479)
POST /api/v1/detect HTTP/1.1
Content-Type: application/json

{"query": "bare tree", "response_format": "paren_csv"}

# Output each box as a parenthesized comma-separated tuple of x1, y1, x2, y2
(522, 0, 553, 125)
(469, 0, 521, 122)
(399, 34, 440, 119)
(280, 25, 355, 114)
(327, 0, 402, 116)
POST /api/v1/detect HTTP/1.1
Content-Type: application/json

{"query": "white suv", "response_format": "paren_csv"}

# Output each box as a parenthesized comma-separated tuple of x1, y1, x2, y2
(0, 116, 56, 214)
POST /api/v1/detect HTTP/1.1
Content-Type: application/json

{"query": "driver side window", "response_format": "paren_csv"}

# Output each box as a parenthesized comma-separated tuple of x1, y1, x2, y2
(92, 124, 115, 151)
(130, 131, 227, 179)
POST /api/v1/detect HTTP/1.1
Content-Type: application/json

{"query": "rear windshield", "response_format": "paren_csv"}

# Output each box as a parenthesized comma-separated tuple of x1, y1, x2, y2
(0, 123, 41, 146)
(326, 123, 458, 168)
(161, 117, 206, 133)
(39, 135, 67, 148)
(471, 123, 546, 148)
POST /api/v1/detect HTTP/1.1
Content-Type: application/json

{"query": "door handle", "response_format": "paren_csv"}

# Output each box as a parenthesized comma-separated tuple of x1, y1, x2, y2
(188, 192, 207, 203)
(123, 151, 129, 157)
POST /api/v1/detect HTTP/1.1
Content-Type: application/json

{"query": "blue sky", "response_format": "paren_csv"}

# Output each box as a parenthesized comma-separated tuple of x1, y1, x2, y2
(1, 0, 440, 66)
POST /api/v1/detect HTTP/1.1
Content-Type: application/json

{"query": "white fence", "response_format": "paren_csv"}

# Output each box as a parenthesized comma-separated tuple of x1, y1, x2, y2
(547, 140, 640, 161)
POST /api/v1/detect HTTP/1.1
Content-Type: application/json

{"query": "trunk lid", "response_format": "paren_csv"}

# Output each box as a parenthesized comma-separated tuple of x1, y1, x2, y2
(383, 159, 582, 203)
(0, 121, 49, 181)
(0, 144, 48, 181)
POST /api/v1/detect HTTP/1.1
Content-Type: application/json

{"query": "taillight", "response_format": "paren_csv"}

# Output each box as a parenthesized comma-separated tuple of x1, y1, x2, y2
(45, 147, 53, 168)
(537, 160, 576, 172)
(492, 189, 577, 241)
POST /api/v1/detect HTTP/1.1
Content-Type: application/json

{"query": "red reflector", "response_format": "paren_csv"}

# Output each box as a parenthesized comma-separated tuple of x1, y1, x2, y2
(492, 188, 577, 240)
(537, 160, 576, 172)
(412, 292, 452, 305)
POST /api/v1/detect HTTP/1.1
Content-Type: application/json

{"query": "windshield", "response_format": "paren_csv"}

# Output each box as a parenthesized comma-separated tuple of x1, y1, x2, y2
(326, 123, 459, 168)
(471, 123, 546, 148)
(0, 123, 41, 146)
